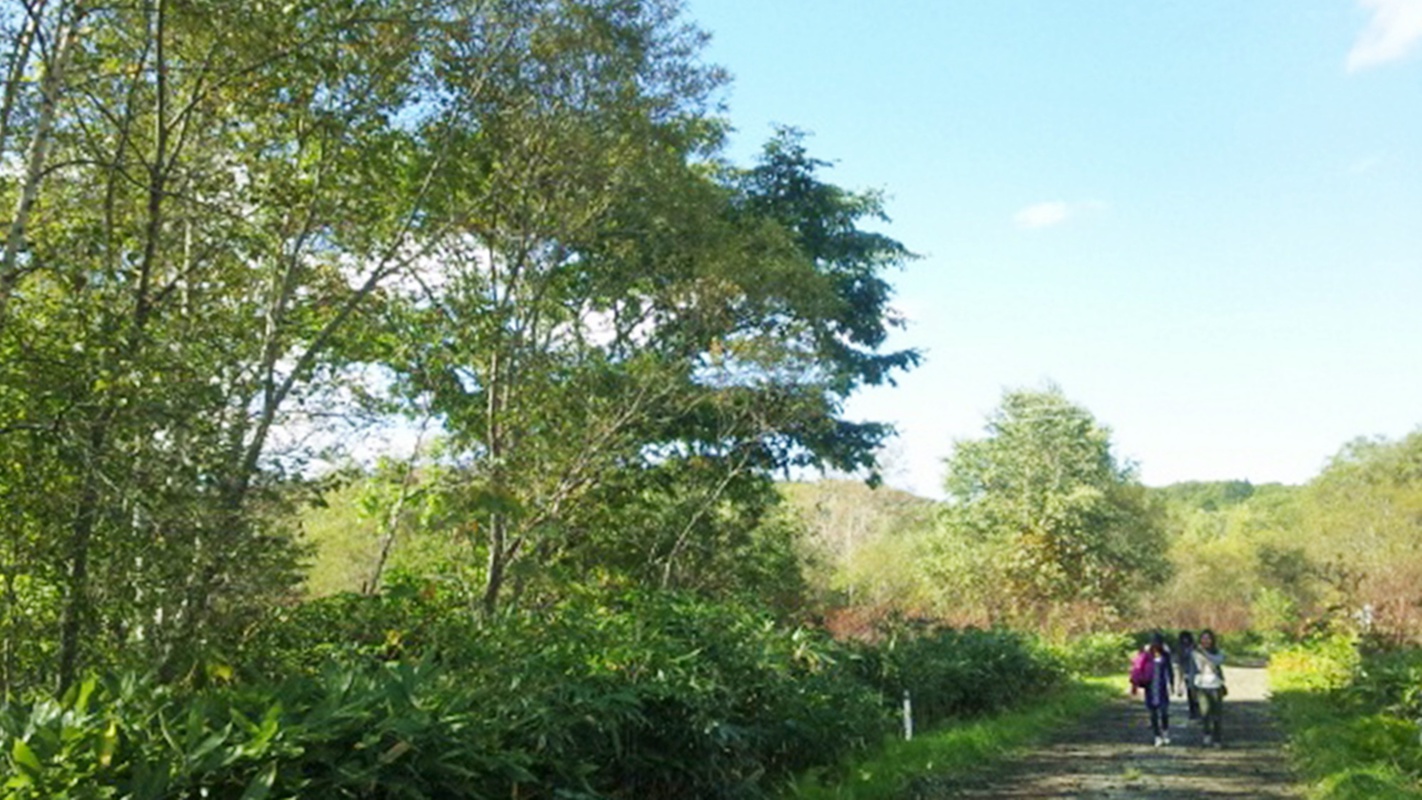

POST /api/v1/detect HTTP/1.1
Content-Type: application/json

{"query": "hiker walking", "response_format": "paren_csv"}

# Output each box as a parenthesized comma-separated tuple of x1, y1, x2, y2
(1177, 630, 1200, 721)
(1130, 631, 1176, 746)
(1192, 629, 1227, 746)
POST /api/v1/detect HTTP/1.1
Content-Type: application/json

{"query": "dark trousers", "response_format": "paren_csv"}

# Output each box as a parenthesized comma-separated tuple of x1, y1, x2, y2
(1184, 685, 1200, 719)
(1148, 704, 1170, 737)
(1199, 688, 1224, 741)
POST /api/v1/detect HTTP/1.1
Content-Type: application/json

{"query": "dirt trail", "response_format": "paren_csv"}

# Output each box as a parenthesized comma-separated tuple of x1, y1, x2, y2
(913, 666, 1300, 799)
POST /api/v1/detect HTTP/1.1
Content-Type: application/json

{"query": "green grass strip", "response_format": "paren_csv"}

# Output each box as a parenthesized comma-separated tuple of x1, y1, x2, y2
(781, 678, 1118, 800)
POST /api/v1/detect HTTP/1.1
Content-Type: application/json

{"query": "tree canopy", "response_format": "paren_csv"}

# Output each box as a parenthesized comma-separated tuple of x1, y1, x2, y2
(0, 0, 918, 691)
(931, 387, 1170, 630)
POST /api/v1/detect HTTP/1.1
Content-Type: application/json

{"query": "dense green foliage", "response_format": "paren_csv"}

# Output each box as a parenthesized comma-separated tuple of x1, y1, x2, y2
(5, 0, 1422, 795)
(376, 124, 920, 615)
(784, 418, 1422, 644)
(0, 0, 917, 696)
(1043, 631, 1137, 677)
(776, 389, 1174, 637)
(1141, 480, 1304, 633)
(0, 590, 1066, 799)
(775, 480, 935, 619)
(1139, 431, 1422, 640)
(923, 387, 1171, 632)
(853, 627, 1063, 730)
(1298, 434, 1422, 638)
(1271, 637, 1422, 799)
(1151, 480, 1261, 512)
(774, 393, 1418, 647)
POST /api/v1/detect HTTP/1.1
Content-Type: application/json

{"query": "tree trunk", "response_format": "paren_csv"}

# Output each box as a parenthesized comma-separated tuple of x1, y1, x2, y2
(56, 416, 109, 693)
(0, 0, 86, 321)
(0, 0, 44, 157)
(481, 514, 506, 617)
(364, 419, 429, 594)
(480, 339, 507, 616)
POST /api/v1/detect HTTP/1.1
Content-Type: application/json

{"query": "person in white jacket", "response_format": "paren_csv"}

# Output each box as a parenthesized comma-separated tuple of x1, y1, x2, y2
(1191, 629, 1227, 746)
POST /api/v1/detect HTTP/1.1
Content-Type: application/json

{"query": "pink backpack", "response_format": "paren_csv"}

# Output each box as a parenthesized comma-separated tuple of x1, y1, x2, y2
(1129, 649, 1155, 688)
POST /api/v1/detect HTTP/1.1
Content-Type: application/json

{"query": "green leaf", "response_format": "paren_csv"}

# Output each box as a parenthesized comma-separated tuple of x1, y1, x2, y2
(11, 738, 42, 778)
(240, 761, 278, 800)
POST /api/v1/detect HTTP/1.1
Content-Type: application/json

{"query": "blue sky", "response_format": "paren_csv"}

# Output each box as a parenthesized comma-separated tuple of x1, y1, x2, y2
(686, 0, 1422, 495)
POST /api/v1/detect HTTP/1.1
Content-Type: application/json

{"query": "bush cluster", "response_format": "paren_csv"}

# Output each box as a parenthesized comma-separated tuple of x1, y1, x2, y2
(0, 591, 1066, 799)
(1043, 631, 1135, 677)
(1270, 636, 1422, 799)
(853, 626, 1065, 730)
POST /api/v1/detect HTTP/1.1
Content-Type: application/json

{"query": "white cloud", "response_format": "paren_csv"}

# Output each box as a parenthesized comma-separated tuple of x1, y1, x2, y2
(1014, 201, 1071, 229)
(1347, 0, 1422, 72)
(1013, 200, 1104, 230)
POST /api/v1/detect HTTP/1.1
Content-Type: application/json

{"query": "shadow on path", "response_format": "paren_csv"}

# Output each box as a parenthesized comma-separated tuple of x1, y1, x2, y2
(911, 667, 1299, 799)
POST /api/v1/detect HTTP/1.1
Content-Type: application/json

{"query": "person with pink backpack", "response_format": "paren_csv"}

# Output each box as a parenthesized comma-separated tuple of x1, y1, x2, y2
(1129, 631, 1177, 746)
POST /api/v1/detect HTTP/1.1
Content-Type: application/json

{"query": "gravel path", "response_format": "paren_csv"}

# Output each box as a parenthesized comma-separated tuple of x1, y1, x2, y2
(911, 666, 1300, 799)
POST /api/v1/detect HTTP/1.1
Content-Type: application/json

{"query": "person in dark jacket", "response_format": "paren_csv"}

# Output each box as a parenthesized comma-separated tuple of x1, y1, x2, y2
(1177, 630, 1200, 720)
(1131, 631, 1176, 746)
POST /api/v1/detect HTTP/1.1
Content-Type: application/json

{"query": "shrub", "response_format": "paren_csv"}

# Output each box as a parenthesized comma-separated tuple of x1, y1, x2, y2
(0, 664, 535, 800)
(1045, 631, 1134, 676)
(1270, 635, 1360, 693)
(2, 592, 1070, 799)
(853, 626, 1066, 731)
(1270, 637, 1422, 799)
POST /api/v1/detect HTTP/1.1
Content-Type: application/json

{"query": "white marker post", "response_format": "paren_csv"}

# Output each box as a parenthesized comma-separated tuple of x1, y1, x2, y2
(902, 689, 913, 740)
